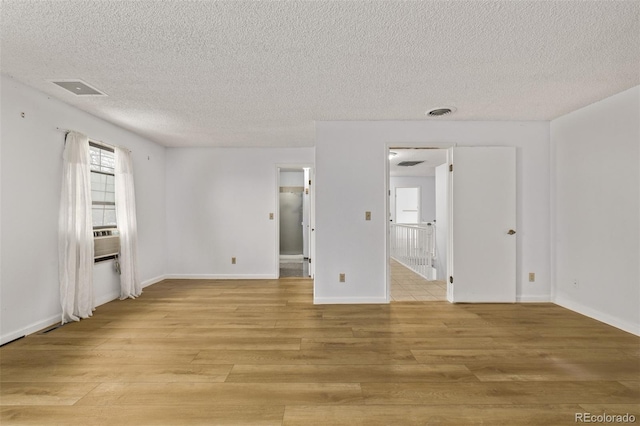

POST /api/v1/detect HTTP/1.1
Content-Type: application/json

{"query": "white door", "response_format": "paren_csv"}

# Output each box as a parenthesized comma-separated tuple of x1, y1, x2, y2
(395, 187, 420, 224)
(434, 163, 449, 281)
(448, 147, 516, 302)
(308, 168, 315, 279)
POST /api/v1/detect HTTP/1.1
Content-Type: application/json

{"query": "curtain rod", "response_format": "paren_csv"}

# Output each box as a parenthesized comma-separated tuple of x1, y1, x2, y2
(56, 127, 132, 153)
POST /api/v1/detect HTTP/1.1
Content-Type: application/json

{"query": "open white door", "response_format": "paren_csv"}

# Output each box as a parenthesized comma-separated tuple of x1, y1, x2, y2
(308, 168, 315, 279)
(449, 147, 516, 302)
(395, 187, 420, 224)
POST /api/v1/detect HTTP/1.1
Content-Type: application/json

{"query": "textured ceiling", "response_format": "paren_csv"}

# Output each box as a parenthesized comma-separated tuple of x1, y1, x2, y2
(1, 1, 639, 148)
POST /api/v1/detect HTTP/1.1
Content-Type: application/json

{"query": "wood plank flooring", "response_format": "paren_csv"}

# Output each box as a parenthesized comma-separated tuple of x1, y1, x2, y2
(1, 278, 639, 425)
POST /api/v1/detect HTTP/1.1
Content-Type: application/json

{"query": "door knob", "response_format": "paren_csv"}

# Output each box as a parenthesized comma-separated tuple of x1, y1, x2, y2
(507, 229, 516, 235)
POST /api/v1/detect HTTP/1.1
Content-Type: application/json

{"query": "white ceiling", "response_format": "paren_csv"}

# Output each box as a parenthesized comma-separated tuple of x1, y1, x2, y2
(1, 1, 638, 148)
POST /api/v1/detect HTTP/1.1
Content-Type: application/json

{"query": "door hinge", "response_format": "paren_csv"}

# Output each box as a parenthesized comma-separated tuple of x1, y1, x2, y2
(449, 276, 454, 284)
(309, 180, 312, 186)
(449, 164, 453, 172)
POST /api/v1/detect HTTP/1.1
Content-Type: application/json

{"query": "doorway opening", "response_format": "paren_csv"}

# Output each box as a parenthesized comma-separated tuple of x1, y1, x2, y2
(388, 148, 448, 301)
(277, 166, 313, 278)
(387, 146, 518, 304)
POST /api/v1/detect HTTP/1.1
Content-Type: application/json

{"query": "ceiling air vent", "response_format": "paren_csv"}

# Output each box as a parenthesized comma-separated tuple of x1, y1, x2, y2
(426, 106, 456, 117)
(397, 161, 424, 167)
(51, 80, 106, 96)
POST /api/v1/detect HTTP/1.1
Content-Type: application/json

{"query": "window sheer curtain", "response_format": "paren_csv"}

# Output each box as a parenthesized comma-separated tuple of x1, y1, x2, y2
(115, 147, 141, 299)
(58, 131, 94, 323)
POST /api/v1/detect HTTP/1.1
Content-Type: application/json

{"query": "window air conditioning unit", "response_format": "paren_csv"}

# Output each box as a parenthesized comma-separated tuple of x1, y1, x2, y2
(94, 228, 120, 260)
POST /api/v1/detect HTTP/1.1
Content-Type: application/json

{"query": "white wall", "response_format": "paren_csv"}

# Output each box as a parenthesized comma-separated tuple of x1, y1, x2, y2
(165, 147, 313, 278)
(315, 121, 550, 303)
(389, 176, 436, 223)
(551, 86, 639, 335)
(280, 171, 304, 187)
(0, 75, 167, 344)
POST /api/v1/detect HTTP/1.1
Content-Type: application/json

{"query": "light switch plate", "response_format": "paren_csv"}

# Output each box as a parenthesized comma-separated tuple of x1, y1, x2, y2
(365, 211, 371, 220)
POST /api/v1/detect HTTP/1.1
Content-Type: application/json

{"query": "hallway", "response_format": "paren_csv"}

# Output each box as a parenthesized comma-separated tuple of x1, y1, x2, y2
(390, 259, 446, 301)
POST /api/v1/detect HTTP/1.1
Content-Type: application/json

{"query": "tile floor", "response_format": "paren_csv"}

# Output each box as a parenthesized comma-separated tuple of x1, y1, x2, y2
(390, 259, 447, 301)
(279, 259, 310, 278)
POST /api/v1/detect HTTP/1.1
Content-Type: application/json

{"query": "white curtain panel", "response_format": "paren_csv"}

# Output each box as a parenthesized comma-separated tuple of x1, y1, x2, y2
(58, 131, 95, 323)
(115, 147, 141, 299)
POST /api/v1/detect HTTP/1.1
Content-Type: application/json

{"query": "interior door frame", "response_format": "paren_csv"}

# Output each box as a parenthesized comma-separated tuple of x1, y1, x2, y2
(386, 143, 453, 303)
(386, 143, 517, 304)
(275, 164, 315, 280)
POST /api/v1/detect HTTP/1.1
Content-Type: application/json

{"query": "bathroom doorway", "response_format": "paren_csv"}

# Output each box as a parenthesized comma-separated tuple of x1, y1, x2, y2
(278, 167, 312, 278)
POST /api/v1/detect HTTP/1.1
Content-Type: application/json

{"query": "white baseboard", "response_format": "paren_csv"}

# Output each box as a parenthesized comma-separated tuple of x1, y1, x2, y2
(516, 295, 551, 303)
(554, 295, 640, 336)
(95, 274, 166, 306)
(0, 313, 60, 346)
(0, 274, 169, 346)
(141, 275, 166, 288)
(314, 296, 389, 304)
(1, 294, 124, 346)
(165, 274, 278, 280)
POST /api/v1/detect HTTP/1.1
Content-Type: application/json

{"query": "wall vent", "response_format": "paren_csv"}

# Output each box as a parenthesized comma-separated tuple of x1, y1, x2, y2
(51, 80, 106, 96)
(397, 161, 425, 167)
(426, 106, 456, 116)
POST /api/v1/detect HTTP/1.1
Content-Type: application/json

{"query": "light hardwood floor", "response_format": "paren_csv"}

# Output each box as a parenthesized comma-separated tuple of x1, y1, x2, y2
(1, 278, 639, 425)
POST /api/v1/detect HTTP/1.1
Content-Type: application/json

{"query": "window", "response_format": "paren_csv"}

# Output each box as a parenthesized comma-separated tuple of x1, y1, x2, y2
(89, 142, 116, 229)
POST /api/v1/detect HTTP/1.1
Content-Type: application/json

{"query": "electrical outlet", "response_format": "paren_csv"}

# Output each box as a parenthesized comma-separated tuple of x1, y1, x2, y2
(529, 272, 535, 282)
(339, 273, 346, 282)
(232, 257, 236, 264)
(365, 211, 371, 221)
(269, 213, 274, 220)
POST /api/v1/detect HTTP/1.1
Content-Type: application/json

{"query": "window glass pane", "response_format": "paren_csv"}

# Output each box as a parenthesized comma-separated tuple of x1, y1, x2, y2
(92, 207, 105, 227)
(91, 172, 104, 185)
(104, 174, 115, 202)
(89, 143, 117, 229)
(105, 175, 115, 192)
(89, 144, 115, 173)
(92, 190, 106, 203)
(101, 150, 115, 173)
(104, 207, 117, 226)
(89, 147, 101, 171)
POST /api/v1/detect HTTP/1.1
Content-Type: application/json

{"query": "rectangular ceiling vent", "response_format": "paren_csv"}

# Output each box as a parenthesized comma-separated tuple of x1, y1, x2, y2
(51, 80, 106, 96)
(397, 161, 424, 167)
